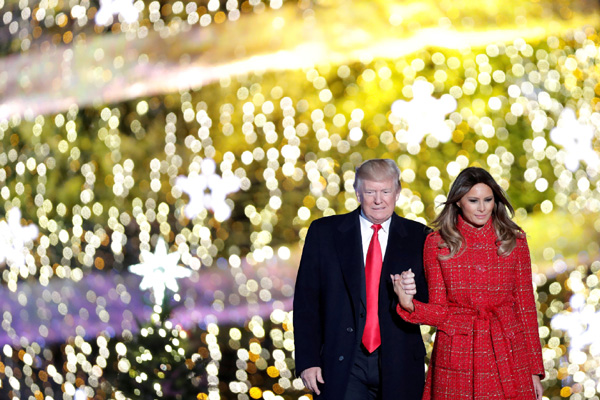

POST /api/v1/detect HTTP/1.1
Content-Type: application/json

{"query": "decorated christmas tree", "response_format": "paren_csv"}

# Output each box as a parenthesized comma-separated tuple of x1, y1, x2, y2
(0, 0, 600, 399)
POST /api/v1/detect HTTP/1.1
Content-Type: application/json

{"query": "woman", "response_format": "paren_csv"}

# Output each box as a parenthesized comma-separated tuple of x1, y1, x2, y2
(392, 167, 544, 400)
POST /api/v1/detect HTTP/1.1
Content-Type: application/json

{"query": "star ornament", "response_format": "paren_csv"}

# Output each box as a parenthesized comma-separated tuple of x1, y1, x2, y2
(390, 80, 457, 145)
(176, 158, 241, 222)
(550, 108, 600, 172)
(95, 0, 139, 26)
(0, 208, 39, 268)
(128, 238, 192, 305)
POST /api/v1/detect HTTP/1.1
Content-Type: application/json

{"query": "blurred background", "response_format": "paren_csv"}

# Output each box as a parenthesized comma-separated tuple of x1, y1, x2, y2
(1, 0, 600, 399)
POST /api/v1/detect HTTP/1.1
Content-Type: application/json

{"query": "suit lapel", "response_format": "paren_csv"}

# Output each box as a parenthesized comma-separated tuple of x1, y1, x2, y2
(334, 209, 364, 324)
(381, 213, 410, 277)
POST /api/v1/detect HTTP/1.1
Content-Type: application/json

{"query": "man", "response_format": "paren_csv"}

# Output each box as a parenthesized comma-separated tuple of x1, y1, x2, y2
(293, 159, 430, 400)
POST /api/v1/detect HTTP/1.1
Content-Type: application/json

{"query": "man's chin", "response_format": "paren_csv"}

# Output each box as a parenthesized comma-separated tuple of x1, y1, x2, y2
(369, 213, 392, 223)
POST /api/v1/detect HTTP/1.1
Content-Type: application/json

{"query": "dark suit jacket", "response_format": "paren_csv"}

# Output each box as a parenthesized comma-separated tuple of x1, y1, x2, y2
(293, 208, 430, 400)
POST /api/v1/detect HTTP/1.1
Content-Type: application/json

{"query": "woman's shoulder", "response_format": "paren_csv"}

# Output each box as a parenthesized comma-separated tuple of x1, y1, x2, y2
(513, 230, 529, 250)
(423, 230, 452, 259)
(425, 230, 443, 246)
(515, 229, 527, 241)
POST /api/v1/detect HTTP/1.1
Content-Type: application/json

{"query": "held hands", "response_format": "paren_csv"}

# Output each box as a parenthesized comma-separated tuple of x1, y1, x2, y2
(532, 375, 543, 400)
(300, 366, 324, 395)
(390, 269, 416, 312)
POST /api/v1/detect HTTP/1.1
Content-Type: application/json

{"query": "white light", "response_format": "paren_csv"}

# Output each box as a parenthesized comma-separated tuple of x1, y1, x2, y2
(488, 97, 502, 111)
(277, 246, 291, 260)
(577, 177, 590, 191)
(0, 208, 39, 268)
(349, 127, 363, 141)
(551, 293, 600, 353)
(74, 387, 88, 400)
(507, 84, 521, 98)
(95, 0, 139, 26)
(535, 178, 548, 192)
(390, 80, 457, 145)
(298, 207, 310, 220)
(531, 136, 547, 152)
(115, 342, 127, 356)
(176, 158, 240, 221)
(550, 108, 600, 171)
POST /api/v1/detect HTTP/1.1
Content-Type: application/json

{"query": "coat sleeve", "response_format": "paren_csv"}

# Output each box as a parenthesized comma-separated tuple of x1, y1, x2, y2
(413, 226, 431, 305)
(513, 237, 545, 378)
(293, 220, 323, 375)
(396, 233, 449, 327)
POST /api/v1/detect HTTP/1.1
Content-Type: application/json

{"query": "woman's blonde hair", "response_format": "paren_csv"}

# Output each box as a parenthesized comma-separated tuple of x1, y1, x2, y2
(433, 167, 523, 259)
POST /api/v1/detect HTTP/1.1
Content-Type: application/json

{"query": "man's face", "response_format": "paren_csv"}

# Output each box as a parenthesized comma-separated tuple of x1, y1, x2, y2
(356, 178, 400, 224)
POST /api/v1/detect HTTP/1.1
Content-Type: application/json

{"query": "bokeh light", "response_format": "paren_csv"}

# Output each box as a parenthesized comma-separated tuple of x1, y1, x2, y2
(1, 0, 600, 399)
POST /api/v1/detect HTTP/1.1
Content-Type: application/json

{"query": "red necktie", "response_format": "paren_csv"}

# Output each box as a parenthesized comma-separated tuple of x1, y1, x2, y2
(362, 224, 383, 353)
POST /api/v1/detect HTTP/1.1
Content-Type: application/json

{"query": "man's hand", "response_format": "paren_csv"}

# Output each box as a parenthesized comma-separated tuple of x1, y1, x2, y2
(532, 375, 543, 400)
(300, 366, 324, 395)
(391, 269, 416, 312)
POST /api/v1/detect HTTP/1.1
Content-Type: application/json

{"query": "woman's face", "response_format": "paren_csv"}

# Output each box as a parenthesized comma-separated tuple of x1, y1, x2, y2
(457, 183, 495, 228)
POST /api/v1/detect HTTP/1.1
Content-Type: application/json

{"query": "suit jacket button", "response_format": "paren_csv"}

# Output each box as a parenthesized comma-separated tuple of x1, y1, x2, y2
(360, 312, 365, 318)
(339, 356, 344, 361)
(347, 327, 353, 332)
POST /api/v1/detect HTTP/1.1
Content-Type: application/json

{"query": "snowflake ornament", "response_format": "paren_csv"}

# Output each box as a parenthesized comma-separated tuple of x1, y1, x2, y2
(551, 293, 600, 355)
(95, 0, 139, 26)
(550, 108, 600, 172)
(0, 208, 39, 268)
(128, 237, 192, 305)
(176, 158, 241, 222)
(390, 80, 457, 145)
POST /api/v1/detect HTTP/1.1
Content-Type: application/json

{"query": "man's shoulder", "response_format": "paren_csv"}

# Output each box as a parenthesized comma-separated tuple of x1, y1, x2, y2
(309, 210, 356, 228)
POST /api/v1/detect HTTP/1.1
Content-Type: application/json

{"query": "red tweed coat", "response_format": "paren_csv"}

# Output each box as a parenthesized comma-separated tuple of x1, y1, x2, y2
(397, 216, 545, 399)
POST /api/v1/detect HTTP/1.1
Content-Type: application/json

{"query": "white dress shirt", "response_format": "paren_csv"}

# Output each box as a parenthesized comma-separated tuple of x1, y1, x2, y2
(359, 212, 391, 265)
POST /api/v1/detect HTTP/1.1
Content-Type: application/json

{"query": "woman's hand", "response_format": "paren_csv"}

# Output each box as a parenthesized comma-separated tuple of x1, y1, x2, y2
(391, 269, 416, 312)
(532, 375, 543, 400)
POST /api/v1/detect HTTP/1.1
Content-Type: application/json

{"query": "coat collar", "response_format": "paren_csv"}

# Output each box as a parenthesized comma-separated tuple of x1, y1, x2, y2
(334, 209, 412, 324)
(457, 214, 496, 242)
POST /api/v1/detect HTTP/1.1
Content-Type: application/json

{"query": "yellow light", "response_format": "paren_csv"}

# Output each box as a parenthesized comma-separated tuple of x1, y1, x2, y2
(267, 366, 279, 378)
(249, 387, 262, 399)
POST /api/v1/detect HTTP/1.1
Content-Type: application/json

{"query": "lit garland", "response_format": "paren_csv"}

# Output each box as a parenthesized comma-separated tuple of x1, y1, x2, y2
(0, 1, 600, 400)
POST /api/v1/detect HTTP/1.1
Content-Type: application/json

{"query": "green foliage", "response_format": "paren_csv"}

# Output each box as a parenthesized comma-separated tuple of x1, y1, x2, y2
(107, 300, 208, 400)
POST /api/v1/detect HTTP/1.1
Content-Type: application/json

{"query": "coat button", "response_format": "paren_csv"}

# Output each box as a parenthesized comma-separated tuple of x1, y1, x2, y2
(360, 312, 365, 318)
(347, 327, 354, 332)
(339, 356, 344, 361)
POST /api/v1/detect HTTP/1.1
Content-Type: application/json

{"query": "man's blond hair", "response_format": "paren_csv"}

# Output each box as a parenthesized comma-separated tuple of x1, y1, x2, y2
(353, 159, 401, 192)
